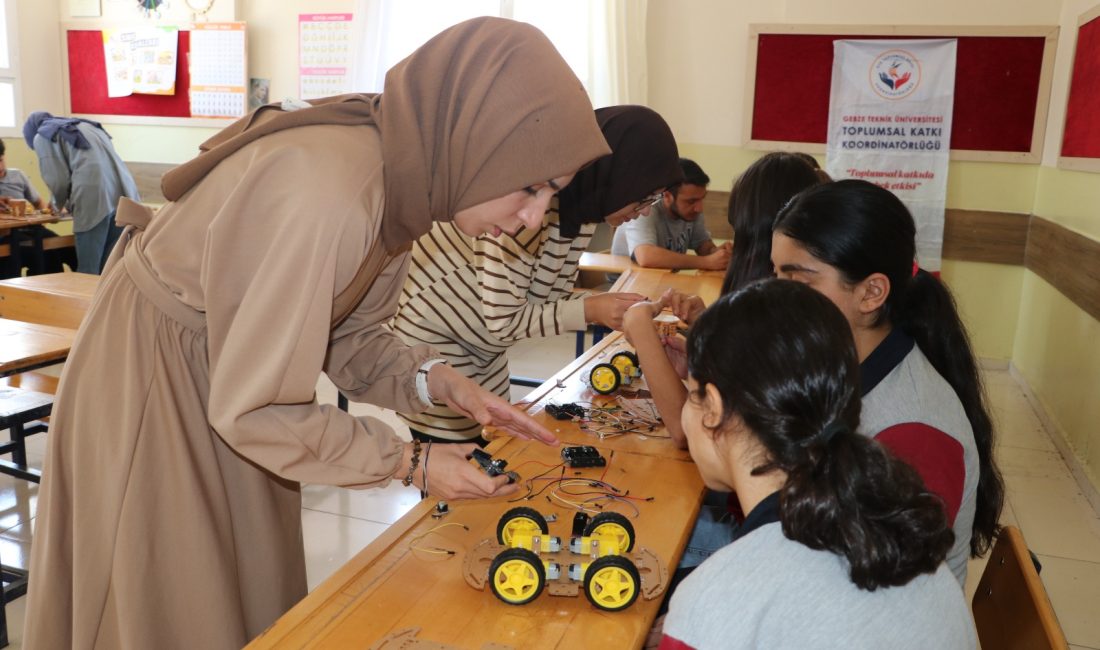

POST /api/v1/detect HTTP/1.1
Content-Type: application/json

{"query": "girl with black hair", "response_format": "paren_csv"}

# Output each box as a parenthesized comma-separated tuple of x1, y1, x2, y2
(659, 279, 974, 650)
(771, 178, 1004, 584)
(623, 152, 822, 447)
(721, 151, 823, 295)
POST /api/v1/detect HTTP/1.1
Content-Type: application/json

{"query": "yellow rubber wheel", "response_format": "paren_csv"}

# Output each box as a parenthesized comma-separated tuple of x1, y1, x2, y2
(489, 548, 545, 606)
(610, 351, 639, 377)
(583, 555, 640, 611)
(584, 511, 636, 553)
(496, 507, 549, 546)
(589, 363, 621, 395)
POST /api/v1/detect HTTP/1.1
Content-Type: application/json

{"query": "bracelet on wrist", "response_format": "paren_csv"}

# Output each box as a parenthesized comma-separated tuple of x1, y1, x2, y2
(401, 439, 422, 487)
(416, 359, 448, 404)
(421, 441, 432, 496)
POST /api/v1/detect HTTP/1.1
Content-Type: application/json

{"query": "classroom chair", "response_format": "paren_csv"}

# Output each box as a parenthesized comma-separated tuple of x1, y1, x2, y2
(972, 525, 1069, 650)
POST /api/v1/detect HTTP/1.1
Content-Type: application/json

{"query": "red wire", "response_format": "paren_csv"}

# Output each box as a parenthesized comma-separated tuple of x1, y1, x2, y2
(599, 450, 613, 483)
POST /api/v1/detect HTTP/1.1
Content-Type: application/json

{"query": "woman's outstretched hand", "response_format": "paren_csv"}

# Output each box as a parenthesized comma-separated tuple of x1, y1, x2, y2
(427, 363, 559, 446)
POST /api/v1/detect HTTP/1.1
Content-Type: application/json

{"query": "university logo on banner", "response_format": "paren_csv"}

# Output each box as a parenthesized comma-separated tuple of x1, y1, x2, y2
(871, 49, 920, 99)
(826, 39, 957, 270)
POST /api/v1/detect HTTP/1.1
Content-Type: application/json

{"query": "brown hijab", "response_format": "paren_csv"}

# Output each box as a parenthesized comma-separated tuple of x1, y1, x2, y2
(557, 105, 683, 238)
(162, 17, 610, 253)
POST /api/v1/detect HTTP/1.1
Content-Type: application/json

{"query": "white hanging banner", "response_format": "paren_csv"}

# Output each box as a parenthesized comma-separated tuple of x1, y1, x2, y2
(825, 39, 957, 270)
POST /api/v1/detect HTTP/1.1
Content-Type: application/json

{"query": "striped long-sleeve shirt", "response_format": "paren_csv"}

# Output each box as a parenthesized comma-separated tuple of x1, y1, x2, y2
(392, 207, 594, 440)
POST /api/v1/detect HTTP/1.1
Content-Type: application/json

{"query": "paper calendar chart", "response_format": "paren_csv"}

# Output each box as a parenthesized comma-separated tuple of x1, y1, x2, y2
(299, 13, 352, 100)
(189, 22, 247, 118)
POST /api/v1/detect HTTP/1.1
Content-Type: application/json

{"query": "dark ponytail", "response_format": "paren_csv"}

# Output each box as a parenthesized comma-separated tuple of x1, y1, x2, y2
(774, 179, 1004, 556)
(900, 269, 1004, 555)
(721, 152, 821, 294)
(687, 279, 954, 590)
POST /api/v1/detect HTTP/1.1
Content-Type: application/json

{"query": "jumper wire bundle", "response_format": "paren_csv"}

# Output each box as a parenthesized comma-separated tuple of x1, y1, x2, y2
(546, 396, 667, 439)
(507, 455, 654, 518)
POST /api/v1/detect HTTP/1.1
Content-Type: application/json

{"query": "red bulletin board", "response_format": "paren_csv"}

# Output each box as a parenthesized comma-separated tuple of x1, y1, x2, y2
(1061, 10, 1100, 161)
(67, 29, 193, 117)
(747, 28, 1056, 158)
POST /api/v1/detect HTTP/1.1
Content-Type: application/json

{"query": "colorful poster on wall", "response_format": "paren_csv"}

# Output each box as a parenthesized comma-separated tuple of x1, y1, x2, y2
(825, 39, 957, 270)
(298, 13, 352, 100)
(101, 26, 178, 97)
(131, 27, 178, 95)
(189, 22, 247, 118)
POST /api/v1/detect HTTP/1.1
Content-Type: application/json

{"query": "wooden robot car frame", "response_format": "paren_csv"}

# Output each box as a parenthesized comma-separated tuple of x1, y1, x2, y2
(463, 506, 668, 612)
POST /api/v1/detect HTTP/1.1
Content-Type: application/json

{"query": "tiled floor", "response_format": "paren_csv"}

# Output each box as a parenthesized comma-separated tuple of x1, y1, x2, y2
(2, 336, 1098, 648)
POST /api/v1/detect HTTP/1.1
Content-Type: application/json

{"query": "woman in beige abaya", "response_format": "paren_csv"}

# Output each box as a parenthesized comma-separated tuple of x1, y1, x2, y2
(24, 17, 610, 649)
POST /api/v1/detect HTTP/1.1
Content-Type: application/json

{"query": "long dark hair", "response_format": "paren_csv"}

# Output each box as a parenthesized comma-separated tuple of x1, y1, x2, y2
(687, 279, 954, 590)
(773, 179, 1004, 556)
(721, 152, 822, 293)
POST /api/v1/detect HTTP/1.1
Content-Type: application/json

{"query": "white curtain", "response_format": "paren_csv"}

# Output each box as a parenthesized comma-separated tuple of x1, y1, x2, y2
(347, 0, 388, 93)
(347, 0, 648, 105)
(588, 0, 648, 107)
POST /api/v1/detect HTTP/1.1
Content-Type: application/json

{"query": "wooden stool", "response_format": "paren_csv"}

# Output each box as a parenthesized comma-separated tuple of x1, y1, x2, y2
(0, 386, 53, 483)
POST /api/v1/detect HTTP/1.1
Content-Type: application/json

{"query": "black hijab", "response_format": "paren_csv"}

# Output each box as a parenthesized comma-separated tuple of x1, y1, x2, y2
(557, 105, 683, 238)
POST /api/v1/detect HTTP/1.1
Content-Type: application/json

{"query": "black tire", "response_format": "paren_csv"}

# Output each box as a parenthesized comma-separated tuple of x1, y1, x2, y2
(496, 506, 550, 546)
(584, 511, 636, 552)
(583, 555, 641, 611)
(489, 548, 546, 606)
(589, 363, 622, 395)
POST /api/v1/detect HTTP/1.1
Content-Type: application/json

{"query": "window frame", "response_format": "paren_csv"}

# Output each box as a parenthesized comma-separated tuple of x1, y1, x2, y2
(0, 0, 23, 138)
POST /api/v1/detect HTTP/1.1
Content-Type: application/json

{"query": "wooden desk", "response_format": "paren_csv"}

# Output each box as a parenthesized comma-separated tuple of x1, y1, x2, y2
(0, 318, 76, 378)
(248, 332, 705, 649)
(0, 213, 70, 277)
(611, 268, 725, 306)
(0, 272, 99, 329)
(0, 212, 63, 233)
(578, 252, 636, 275)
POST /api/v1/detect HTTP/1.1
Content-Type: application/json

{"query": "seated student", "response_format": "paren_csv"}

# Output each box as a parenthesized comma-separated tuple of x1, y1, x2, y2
(623, 152, 822, 448)
(625, 152, 821, 578)
(660, 279, 975, 650)
(0, 140, 76, 276)
(392, 105, 683, 443)
(610, 157, 730, 271)
(770, 179, 1004, 584)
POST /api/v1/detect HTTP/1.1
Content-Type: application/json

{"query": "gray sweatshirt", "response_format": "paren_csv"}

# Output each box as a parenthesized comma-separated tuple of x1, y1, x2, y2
(662, 522, 976, 650)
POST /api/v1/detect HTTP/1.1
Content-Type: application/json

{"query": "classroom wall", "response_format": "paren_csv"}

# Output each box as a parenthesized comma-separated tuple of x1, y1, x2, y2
(12, 0, 355, 167)
(646, 0, 1067, 361)
(1011, 0, 1100, 493)
(646, 0, 1100, 494)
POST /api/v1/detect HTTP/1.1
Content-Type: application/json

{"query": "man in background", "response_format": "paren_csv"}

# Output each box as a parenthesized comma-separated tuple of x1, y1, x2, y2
(0, 139, 76, 276)
(611, 157, 730, 271)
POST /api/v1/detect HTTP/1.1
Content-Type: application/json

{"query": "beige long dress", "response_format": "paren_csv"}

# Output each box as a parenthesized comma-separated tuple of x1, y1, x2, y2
(24, 124, 435, 649)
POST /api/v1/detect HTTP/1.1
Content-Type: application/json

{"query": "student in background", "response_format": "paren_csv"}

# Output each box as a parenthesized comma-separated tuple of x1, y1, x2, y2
(660, 279, 975, 650)
(771, 179, 1004, 584)
(0, 139, 76, 275)
(24, 18, 608, 649)
(23, 111, 140, 274)
(394, 105, 682, 443)
(611, 157, 730, 271)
